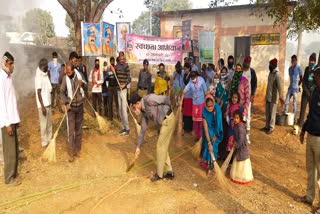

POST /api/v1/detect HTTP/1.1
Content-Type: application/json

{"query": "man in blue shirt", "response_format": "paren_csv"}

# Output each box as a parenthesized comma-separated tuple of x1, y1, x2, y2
(284, 55, 302, 121)
(297, 65, 320, 212)
(48, 52, 63, 113)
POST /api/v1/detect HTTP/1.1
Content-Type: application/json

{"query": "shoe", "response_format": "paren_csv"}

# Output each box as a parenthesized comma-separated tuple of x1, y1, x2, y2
(119, 129, 126, 135)
(120, 130, 130, 136)
(266, 129, 274, 135)
(150, 173, 162, 182)
(6, 178, 21, 186)
(164, 171, 175, 180)
(68, 156, 75, 162)
(295, 195, 312, 205)
(260, 127, 268, 131)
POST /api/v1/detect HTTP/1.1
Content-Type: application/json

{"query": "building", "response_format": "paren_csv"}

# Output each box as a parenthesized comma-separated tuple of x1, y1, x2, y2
(154, 3, 296, 92)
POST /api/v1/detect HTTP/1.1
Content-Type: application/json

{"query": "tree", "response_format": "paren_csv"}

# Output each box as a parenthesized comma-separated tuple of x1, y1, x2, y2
(132, 11, 150, 36)
(208, 0, 320, 36)
(138, 0, 192, 36)
(22, 8, 55, 46)
(57, 0, 113, 53)
(65, 14, 76, 47)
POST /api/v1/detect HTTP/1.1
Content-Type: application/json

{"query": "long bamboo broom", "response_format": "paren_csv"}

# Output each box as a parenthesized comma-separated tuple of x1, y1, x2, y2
(209, 152, 234, 193)
(191, 137, 202, 158)
(221, 147, 234, 174)
(85, 97, 110, 134)
(42, 84, 80, 162)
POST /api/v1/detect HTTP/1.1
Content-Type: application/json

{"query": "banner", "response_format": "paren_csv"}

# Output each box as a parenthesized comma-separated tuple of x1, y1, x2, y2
(101, 22, 114, 56)
(182, 20, 192, 52)
(81, 22, 102, 56)
(199, 31, 214, 62)
(251, 33, 280, 45)
(125, 34, 183, 65)
(116, 22, 131, 53)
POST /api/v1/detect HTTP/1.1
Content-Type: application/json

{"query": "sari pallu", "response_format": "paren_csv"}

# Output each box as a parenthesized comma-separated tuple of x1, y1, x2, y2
(200, 102, 223, 169)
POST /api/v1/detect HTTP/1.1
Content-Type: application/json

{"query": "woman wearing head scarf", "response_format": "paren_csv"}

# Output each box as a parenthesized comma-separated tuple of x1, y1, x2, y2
(200, 94, 223, 174)
(215, 66, 230, 112)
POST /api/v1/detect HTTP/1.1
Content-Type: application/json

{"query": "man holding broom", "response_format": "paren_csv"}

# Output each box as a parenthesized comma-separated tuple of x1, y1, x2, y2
(60, 62, 87, 162)
(130, 94, 176, 182)
(0, 52, 21, 185)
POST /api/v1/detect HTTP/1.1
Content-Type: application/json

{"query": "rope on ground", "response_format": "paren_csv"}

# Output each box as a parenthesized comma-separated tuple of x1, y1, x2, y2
(89, 176, 145, 214)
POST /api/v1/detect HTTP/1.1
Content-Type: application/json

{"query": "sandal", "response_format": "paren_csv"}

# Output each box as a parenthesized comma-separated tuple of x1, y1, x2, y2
(295, 195, 312, 205)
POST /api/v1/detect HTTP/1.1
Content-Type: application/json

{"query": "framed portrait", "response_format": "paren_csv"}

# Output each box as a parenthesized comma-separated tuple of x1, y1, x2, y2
(116, 22, 131, 53)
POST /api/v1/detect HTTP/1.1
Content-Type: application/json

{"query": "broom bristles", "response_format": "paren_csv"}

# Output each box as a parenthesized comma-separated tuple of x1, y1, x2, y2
(221, 148, 234, 174)
(191, 138, 202, 158)
(209, 152, 235, 194)
(96, 112, 109, 134)
(42, 138, 56, 162)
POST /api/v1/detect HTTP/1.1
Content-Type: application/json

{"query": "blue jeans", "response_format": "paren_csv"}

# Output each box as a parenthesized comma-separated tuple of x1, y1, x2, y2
(284, 88, 298, 119)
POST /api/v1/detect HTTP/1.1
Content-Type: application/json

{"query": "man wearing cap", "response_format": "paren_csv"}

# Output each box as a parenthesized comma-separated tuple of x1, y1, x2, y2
(284, 55, 303, 122)
(297, 66, 320, 213)
(188, 57, 199, 73)
(137, 59, 152, 97)
(242, 56, 257, 143)
(298, 53, 317, 127)
(262, 58, 284, 134)
(131, 94, 175, 182)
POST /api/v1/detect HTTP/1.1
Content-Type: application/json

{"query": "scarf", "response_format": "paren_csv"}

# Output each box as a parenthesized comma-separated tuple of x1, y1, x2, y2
(1, 56, 11, 75)
(91, 68, 101, 87)
(36, 67, 52, 92)
(66, 69, 84, 100)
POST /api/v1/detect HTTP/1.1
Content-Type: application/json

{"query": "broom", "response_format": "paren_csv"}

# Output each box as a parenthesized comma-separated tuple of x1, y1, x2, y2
(209, 152, 234, 193)
(221, 147, 234, 174)
(85, 97, 110, 134)
(191, 137, 202, 158)
(42, 84, 80, 162)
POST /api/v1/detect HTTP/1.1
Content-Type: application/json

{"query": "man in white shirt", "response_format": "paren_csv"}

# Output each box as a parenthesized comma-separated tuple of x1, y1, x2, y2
(35, 58, 53, 147)
(89, 58, 103, 114)
(0, 52, 21, 185)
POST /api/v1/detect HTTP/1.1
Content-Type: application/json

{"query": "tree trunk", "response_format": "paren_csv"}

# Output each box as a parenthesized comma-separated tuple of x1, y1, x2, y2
(74, 20, 82, 54)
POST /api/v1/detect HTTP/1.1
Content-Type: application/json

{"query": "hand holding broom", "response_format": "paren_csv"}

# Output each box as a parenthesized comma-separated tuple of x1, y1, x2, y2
(42, 83, 81, 162)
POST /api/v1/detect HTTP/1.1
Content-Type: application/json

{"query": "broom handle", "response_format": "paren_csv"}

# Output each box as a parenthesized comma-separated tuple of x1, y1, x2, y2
(53, 83, 81, 139)
(112, 68, 138, 125)
(85, 97, 98, 115)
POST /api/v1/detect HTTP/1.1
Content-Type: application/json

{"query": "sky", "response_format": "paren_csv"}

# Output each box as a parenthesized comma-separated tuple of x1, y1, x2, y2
(38, 0, 250, 37)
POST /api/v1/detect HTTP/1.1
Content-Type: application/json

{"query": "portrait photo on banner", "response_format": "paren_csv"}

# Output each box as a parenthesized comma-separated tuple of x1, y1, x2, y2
(102, 22, 114, 56)
(116, 22, 131, 53)
(173, 26, 182, 39)
(81, 22, 102, 56)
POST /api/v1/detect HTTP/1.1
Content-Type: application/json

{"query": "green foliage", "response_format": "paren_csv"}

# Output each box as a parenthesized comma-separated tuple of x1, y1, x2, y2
(65, 14, 76, 47)
(209, 0, 320, 36)
(22, 8, 55, 46)
(138, 0, 192, 36)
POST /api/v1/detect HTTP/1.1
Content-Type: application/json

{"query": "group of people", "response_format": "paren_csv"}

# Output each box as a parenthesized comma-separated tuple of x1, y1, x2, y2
(1, 48, 320, 214)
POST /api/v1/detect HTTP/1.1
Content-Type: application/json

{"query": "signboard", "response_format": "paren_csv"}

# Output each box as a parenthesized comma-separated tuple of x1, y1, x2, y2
(199, 31, 214, 62)
(251, 33, 280, 45)
(101, 22, 114, 56)
(116, 22, 131, 53)
(182, 20, 192, 52)
(125, 34, 183, 65)
(81, 22, 102, 56)
(173, 26, 182, 39)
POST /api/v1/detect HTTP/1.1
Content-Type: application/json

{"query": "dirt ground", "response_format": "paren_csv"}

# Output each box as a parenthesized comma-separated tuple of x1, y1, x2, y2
(0, 93, 315, 214)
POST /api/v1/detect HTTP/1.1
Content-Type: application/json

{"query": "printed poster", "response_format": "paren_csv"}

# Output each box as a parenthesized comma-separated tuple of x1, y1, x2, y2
(182, 20, 192, 52)
(102, 22, 115, 56)
(116, 22, 131, 53)
(199, 31, 214, 62)
(81, 22, 102, 56)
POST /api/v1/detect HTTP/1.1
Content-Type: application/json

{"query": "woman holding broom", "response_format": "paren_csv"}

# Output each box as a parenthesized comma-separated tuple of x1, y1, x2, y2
(200, 94, 223, 174)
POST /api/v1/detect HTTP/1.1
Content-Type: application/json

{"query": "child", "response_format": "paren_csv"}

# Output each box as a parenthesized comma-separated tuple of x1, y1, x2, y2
(230, 109, 253, 184)
(208, 72, 220, 96)
(225, 92, 243, 151)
